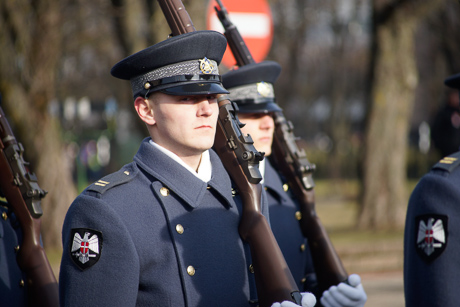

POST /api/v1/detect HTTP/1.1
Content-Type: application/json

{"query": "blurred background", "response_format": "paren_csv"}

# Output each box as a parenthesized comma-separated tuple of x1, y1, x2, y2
(1, 0, 460, 305)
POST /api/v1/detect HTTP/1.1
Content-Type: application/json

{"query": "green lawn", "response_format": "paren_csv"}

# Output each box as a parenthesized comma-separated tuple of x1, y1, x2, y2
(312, 179, 420, 273)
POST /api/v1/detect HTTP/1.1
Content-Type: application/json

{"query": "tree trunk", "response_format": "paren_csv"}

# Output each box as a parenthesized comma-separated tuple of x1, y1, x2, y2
(0, 0, 77, 248)
(358, 0, 442, 229)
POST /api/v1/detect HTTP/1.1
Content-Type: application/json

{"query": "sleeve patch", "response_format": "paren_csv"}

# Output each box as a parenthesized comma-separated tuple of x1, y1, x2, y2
(415, 214, 448, 262)
(69, 228, 103, 271)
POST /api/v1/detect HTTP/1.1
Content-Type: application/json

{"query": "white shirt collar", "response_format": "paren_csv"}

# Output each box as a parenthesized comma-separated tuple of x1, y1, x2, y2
(149, 140, 212, 182)
(259, 158, 266, 184)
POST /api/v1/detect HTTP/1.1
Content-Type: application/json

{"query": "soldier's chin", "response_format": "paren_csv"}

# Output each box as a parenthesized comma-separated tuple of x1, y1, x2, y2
(196, 140, 215, 152)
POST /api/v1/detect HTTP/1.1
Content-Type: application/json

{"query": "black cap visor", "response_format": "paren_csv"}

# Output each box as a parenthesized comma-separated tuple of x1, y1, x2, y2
(161, 82, 229, 96)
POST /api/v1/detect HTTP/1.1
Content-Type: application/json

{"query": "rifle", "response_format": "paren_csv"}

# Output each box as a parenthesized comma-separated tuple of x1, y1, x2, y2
(157, 0, 302, 305)
(214, 0, 348, 294)
(0, 94, 59, 307)
(213, 0, 254, 66)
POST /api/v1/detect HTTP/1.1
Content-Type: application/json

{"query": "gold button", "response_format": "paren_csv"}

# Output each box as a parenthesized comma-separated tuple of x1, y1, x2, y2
(19, 280, 25, 287)
(144, 82, 151, 89)
(207, 186, 211, 190)
(14, 245, 20, 252)
(187, 265, 195, 276)
(160, 187, 169, 196)
(301, 277, 306, 283)
(264, 186, 268, 190)
(249, 264, 254, 274)
(295, 211, 302, 220)
(231, 189, 236, 197)
(2, 212, 7, 220)
(283, 183, 289, 192)
(176, 224, 184, 234)
(124, 171, 130, 175)
(300, 244, 306, 252)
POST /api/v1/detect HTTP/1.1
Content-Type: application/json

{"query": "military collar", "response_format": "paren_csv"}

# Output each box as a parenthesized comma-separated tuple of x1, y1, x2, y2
(134, 138, 234, 209)
(148, 140, 212, 182)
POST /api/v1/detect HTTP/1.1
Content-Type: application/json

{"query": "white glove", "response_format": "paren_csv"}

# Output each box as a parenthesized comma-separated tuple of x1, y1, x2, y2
(320, 274, 367, 307)
(271, 292, 317, 307)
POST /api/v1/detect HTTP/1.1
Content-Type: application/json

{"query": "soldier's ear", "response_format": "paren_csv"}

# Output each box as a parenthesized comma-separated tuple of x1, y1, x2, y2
(134, 96, 156, 125)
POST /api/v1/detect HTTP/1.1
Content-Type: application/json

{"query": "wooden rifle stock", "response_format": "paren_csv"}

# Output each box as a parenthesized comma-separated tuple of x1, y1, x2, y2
(213, 0, 348, 294)
(0, 102, 59, 307)
(156, 0, 302, 305)
(270, 112, 348, 293)
(214, 96, 301, 306)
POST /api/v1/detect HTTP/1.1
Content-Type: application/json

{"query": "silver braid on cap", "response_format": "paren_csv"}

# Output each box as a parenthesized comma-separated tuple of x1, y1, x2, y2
(131, 59, 219, 95)
(228, 82, 275, 102)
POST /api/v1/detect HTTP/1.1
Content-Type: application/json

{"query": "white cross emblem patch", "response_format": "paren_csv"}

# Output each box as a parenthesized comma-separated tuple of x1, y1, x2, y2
(415, 215, 447, 262)
(69, 228, 103, 270)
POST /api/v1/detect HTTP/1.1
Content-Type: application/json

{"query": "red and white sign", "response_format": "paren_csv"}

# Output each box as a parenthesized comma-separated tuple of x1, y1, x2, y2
(206, 0, 274, 68)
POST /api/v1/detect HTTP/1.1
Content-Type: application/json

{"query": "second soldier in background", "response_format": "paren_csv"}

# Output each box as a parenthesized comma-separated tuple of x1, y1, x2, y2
(222, 61, 367, 307)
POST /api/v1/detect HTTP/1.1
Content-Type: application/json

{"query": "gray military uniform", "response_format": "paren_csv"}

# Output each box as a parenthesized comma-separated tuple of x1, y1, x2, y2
(60, 138, 265, 306)
(0, 202, 26, 306)
(263, 160, 317, 292)
(404, 152, 460, 306)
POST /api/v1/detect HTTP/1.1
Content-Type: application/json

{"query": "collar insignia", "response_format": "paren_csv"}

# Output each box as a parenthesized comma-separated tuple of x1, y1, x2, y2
(70, 228, 103, 270)
(415, 214, 447, 262)
(199, 57, 214, 74)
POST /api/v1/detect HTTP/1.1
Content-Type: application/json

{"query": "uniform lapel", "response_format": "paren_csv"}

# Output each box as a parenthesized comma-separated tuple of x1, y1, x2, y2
(263, 159, 291, 203)
(133, 139, 234, 209)
(133, 138, 207, 209)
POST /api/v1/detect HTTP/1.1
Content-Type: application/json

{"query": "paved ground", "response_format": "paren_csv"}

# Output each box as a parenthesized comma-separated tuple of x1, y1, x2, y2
(361, 271, 404, 306)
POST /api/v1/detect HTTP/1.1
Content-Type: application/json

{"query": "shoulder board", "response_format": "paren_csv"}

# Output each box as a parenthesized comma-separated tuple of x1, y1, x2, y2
(87, 165, 137, 194)
(432, 151, 460, 173)
(0, 197, 7, 208)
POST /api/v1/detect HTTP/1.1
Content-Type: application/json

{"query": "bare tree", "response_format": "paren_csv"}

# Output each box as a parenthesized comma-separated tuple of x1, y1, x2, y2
(358, 0, 443, 229)
(0, 0, 77, 247)
(268, 0, 370, 179)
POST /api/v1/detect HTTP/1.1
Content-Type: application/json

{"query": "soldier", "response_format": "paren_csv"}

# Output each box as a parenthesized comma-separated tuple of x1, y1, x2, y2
(404, 73, 460, 306)
(0, 195, 27, 306)
(59, 31, 315, 307)
(222, 61, 367, 307)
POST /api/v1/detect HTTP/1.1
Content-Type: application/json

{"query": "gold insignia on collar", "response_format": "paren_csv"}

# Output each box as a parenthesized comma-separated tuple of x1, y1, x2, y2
(257, 82, 271, 97)
(199, 57, 214, 74)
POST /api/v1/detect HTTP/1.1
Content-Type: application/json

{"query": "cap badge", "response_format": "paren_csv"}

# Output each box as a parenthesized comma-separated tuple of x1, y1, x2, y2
(199, 57, 214, 74)
(257, 82, 271, 97)
(415, 214, 447, 262)
(70, 228, 103, 270)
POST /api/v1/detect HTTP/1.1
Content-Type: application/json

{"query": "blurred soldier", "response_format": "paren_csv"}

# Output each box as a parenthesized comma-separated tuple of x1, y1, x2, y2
(222, 61, 367, 307)
(431, 87, 460, 157)
(0, 195, 27, 306)
(404, 73, 460, 306)
(59, 31, 315, 307)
